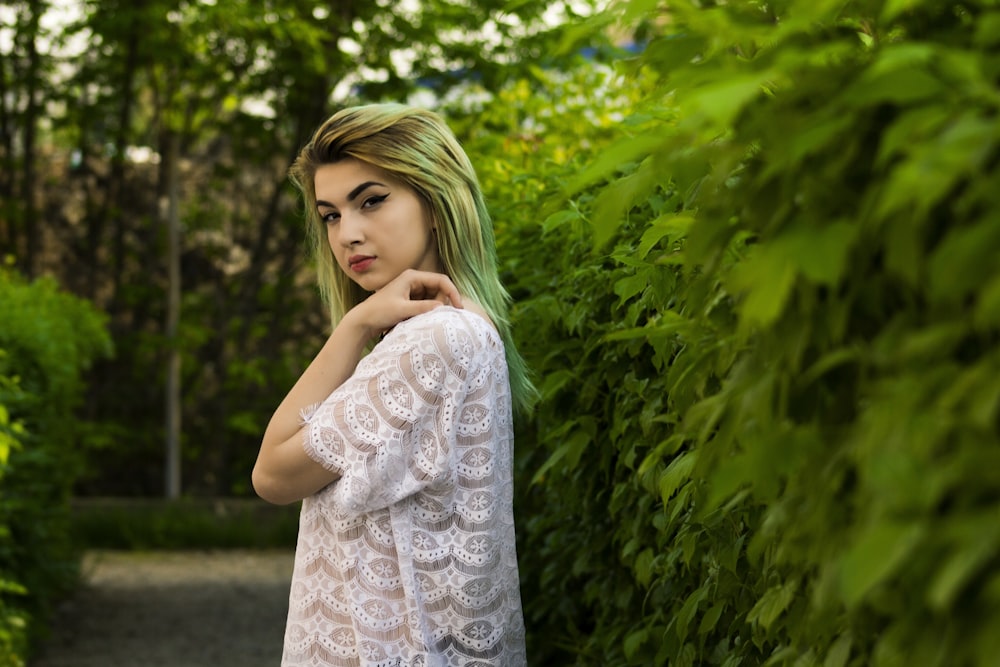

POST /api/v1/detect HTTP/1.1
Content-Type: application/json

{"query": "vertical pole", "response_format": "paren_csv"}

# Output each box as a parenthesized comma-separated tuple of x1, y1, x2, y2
(21, 0, 42, 276)
(165, 130, 181, 499)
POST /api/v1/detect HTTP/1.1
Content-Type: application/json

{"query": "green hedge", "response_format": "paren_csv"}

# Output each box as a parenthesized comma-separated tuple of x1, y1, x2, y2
(460, 0, 1000, 664)
(0, 268, 111, 665)
(0, 365, 28, 666)
(69, 498, 300, 550)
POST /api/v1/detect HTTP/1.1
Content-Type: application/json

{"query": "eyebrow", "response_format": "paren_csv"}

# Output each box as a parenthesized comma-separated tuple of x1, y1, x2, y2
(315, 181, 386, 209)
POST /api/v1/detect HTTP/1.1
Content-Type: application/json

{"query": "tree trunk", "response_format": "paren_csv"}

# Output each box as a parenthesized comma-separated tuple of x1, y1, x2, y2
(164, 129, 182, 499)
(0, 36, 13, 253)
(108, 22, 142, 315)
(20, 0, 42, 276)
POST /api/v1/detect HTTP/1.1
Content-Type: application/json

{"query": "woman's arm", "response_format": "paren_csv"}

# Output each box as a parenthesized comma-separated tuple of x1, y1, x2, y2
(252, 270, 463, 505)
(252, 312, 369, 505)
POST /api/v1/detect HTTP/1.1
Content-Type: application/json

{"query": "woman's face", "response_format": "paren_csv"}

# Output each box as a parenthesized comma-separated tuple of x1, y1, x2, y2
(314, 159, 442, 292)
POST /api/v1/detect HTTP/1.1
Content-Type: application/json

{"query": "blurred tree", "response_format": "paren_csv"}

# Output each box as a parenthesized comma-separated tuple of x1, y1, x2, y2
(0, 0, 596, 496)
(0, 0, 51, 276)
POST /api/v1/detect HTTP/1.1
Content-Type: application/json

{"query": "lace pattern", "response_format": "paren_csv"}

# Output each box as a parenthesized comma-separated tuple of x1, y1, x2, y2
(282, 307, 526, 667)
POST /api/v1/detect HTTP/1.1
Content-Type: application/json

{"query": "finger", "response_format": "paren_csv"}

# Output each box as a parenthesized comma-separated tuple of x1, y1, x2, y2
(407, 271, 463, 308)
(399, 298, 444, 320)
(426, 273, 463, 309)
(442, 282, 463, 308)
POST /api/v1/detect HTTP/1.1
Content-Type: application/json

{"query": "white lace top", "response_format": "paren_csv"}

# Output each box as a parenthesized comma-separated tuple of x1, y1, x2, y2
(281, 307, 526, 667)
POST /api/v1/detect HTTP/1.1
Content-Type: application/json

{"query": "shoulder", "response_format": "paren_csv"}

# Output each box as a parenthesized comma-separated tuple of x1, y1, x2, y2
(396, 306, 500, 348)
(377, 307, 503, 370)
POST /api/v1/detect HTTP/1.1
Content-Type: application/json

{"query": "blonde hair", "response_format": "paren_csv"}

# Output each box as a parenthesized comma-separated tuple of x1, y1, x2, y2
(289, 103, 537, 415)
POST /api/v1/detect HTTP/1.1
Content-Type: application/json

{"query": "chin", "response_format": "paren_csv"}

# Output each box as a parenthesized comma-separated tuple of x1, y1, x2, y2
(357, 277, 386, 292)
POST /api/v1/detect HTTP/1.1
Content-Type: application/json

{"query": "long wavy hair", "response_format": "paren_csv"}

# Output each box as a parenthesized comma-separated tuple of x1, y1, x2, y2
(289, 103, 536, 415)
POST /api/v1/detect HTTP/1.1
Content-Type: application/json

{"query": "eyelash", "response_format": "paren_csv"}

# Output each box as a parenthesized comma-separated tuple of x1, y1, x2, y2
(320, 194, 388, 224)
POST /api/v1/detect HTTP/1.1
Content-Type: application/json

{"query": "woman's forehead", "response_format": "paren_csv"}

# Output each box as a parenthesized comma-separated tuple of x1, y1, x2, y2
(314, 159, 400, 202)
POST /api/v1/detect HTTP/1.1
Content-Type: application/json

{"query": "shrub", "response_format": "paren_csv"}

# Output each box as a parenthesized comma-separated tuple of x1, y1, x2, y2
(0, 268, 112, 662)
(69, 498, 300, 550)
(0, 366, 28, 666)
(463, 0, 1000, 664)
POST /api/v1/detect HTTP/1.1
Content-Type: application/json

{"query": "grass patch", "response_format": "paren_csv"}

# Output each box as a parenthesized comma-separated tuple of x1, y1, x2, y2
(71, 498, 300, 550)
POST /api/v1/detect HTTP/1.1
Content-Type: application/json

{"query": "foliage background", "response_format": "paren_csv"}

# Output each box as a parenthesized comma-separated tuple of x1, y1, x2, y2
(473, 0, 1000, 665)
(1, 0, 592, 497)
(3, 0, 1000, 665)
(0, 269, 110, 665)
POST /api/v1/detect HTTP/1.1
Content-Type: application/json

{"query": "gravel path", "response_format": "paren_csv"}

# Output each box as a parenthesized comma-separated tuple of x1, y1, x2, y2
(31, 550, 296, 667)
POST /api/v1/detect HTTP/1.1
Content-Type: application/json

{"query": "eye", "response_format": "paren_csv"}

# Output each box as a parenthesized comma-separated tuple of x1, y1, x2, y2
(320, 210, 340, 224)
(362, 194, 388, 209)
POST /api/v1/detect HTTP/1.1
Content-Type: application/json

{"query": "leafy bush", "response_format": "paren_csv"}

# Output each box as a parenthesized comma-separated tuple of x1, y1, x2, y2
(462, 0, 1000, 664)
(70, 498, 300, 550)
(0, 268, 112, 663)
(0, 365, 28, 666)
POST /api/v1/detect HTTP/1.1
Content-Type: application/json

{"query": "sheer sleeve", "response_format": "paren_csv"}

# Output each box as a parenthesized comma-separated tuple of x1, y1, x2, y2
(301, 307, 493, 515)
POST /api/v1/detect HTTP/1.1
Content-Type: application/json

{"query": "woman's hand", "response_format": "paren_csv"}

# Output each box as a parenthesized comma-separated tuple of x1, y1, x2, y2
(345, 269, 464, 342)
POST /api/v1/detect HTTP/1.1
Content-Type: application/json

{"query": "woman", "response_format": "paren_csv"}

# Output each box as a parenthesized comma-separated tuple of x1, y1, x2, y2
(253, 104, 535, 667)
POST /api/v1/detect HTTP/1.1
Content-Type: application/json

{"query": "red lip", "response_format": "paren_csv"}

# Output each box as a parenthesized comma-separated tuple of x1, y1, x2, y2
(348, 255, 375, 272)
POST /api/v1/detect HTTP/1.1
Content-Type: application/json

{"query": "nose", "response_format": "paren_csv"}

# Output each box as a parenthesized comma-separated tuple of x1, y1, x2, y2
(332, 210, 364, 247)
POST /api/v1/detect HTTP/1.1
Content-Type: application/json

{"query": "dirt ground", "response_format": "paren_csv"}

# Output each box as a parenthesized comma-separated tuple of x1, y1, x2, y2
(30, 550, 296, 667)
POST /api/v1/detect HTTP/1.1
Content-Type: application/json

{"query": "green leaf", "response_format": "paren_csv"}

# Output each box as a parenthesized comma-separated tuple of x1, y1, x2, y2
(893, 323, 966, 364)
(643, 33, 706, 72)
(779, 221, 857, 286)
(624, 627, 649, 662)
(883, 216, 924, 287)
(927, 516, 999, 610)
(824, 633, 853, 667)
(876, 113, 995, 220)
(798, 347, 861, 387)
(698, 603, 725, 636)
(638, 214, 694, 259)
(853, 65, 943, 106)
(0, 578, 28, 596)
(591, 158, 661, 249)
(530, 444, 569, 485)
(639, 442, 681, 486)
(531, 417, 596, 485)
(614, 271, 650, 306)
(865, 43, 935, 77)
(728, 248, 797, 329)
(501, 0, 535, 11)
(881, 0, 918, 22)
(634, 548, 655, 586)
(542, 209, 582, 234)
(928, 220, 1000, 305)
(554, 11, 615, 56)
(876, 107, 949, 168)
(659, 451, 697, 503)
(539, 369, 576, 400)
(839, 522, 924, 606)
(676, 585, 709, 641)
(765, 113, 854, 180)
(747, 580, 798, 631)
(621, 0, 660, 23)
(685, 71, 772, 127)
(565, 133, 662, 197)
(974, 274, 1000, 329)
(603, 311, 692, 343)
(974, 12, 1000, 47)
(763, 647, 799, 667)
